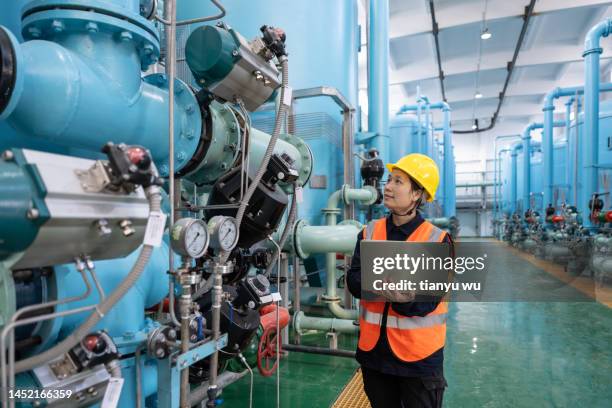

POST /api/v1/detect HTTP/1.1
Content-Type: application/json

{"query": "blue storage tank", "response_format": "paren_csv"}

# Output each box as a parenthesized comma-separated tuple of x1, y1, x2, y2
(552, 142, 568, 206)
(498, 100, 612, 216)
(567, 100, 612, 213)
(389, 115, 420, 161)
(177, 0, 359, 225)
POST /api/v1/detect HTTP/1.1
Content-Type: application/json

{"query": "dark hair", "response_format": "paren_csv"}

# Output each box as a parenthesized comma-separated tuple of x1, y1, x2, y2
(407, 176, 426, 211)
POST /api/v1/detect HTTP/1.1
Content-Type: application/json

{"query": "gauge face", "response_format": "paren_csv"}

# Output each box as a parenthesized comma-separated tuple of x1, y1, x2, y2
(208, 216, 239, 251)
(171, 218, 209, 258)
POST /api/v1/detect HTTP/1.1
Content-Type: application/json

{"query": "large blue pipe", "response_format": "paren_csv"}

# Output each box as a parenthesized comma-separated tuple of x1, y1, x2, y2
(582, 18, 612, 224)
(542, 83, 612, 209)
(368, 0, 389, 164)
(511, 138, 543, 213)
(0, 1, 201, 176)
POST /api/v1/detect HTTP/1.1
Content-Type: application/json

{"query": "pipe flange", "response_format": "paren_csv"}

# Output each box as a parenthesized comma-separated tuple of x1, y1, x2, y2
(185, 101, 240, 185)
(279, 132, 313, 193)
(22, 1, 160, 70)
(321, 207, 341, 215)
(361, 185, 379, 206)
(293, 310, 305, 335)
(143, 74, 202, 176)
(293, 219, 309, 260)
(0, 27, 16, 117)
(178, 273, 201, 286)
(320, 295, 341, 303)
(338, 219, 363, 229)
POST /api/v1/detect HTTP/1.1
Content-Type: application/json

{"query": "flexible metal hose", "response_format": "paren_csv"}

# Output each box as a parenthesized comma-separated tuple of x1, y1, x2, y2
(264, 184, 297, 276)
(14, 185, 162, 373)
(218, 57, 289, 265)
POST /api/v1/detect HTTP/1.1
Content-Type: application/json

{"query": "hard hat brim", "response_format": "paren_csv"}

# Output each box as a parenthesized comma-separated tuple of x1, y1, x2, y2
(386, 163, 435, 202)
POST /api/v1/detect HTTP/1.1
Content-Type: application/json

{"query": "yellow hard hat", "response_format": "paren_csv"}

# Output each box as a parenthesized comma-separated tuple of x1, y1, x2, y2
(385, 153, 440, 202)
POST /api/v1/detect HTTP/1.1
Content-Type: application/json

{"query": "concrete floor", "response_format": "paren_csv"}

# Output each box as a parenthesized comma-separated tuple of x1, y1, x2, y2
(219, 242, 612, 407)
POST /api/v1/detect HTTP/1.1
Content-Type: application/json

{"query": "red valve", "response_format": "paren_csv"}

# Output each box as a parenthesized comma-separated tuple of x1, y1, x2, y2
(606, 211, 612, 223)
(551, 215, 564, 223)
(257, 305, 289, 377)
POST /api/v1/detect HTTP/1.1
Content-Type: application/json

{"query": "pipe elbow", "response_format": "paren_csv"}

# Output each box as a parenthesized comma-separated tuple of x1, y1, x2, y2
(584, 18, 612, 55)
(543, 88, 560, 111)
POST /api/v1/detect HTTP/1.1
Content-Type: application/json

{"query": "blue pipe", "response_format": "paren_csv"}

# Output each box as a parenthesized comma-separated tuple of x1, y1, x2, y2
(511, 139, 543, 213)
(542, 83, 612, 209)
(367, 0, 389, 165)
(441, 104, 454, 216)
(510, 142, 521, 213)
(497, 148, 511, 216)
(425, 101, 431, 157)
(0, 2, 201, 176)
(523, 121, 564, 210)
(397, 101, 453, 215)
(582, 18, 612, 225)
(493, 135, 521, 220)
(565, 97, 574, 202)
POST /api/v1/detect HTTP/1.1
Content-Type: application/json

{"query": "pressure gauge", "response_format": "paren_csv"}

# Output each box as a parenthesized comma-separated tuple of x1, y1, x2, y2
(208, 216, 239, 251)
(171, 218, 210, 258)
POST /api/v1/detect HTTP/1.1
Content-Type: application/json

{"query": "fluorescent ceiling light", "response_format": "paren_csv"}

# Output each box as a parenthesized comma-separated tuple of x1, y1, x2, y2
(481, 28, 492, 40)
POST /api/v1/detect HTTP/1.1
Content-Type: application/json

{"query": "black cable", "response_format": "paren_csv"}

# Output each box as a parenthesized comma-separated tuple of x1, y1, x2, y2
(428, 0, 447, 103)
(429, 0, 537, 134)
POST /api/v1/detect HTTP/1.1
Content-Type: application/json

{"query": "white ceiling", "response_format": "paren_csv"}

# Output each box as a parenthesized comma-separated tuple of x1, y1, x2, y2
(358, 0, 612, 146)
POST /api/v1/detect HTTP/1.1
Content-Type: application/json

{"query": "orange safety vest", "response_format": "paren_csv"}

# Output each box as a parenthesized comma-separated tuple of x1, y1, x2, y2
(358, 218, 449, 362)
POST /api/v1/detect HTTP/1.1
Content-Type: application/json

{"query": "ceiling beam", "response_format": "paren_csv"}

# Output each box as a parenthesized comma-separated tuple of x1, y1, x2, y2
(388, 0, 612, 41)
(389, 46, 612, 86)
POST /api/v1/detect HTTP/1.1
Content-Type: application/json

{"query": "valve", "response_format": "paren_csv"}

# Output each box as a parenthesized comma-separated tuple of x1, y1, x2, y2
(101, 142, 163, 192)
(260, 25, 287, 58)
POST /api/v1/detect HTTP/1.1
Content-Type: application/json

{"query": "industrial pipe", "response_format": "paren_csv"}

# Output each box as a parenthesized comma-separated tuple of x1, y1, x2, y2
(542, 83, 612, 209)
(521, 122, 563, 210)
(565, 97, 577, 204)
(367, 0, 390, 164)
(510, 143, 521, 213)
(292, 86, 355, 218)
(493, 135, 521, 221)
(293, 311, 358, 335)
(397, 101, 454, 216)
(0, 9, 200, 177)
(496, 148, 512, 217)
(582, 18, 612, 225)
(510, 140, 541, 213)
(322, 185, 376, 320)
(282, 343, 356, 358)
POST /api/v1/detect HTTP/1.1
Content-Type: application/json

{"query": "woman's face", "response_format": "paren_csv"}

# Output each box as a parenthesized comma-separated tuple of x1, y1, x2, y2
(383, 168, 423, 213)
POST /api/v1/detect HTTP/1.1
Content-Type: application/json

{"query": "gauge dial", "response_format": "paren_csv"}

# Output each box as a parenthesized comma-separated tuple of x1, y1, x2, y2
(208, 216, 239, 251)
(171, 218, 209, 258)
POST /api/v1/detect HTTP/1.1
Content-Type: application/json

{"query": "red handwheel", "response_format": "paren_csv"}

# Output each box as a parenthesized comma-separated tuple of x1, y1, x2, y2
(257, 325, 282, 376)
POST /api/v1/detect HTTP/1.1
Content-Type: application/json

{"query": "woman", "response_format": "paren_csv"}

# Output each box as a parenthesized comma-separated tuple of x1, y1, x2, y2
(347, 153, 452, 408)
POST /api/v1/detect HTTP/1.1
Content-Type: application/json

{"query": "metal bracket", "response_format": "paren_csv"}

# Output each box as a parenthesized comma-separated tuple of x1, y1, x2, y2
(75, 161, 111, 193)
(174, 333, 228, 372)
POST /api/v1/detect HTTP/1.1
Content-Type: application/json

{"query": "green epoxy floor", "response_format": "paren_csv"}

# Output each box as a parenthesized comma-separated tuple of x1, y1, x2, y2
(221, 243, 612, 407)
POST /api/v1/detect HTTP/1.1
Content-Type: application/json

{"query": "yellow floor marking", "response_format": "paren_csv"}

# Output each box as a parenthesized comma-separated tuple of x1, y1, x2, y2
(331, 368, 371, 408)
(504, 243, 612, 308)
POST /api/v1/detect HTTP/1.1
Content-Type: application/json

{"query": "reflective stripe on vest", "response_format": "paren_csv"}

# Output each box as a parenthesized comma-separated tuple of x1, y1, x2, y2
(361, 308, 447, 330)
(358, 217, 449, 362)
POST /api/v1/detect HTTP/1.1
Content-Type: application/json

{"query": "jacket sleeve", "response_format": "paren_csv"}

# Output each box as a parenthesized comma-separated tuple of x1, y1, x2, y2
(346, 230, 364, 299)
(390, 233, 454, 317)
